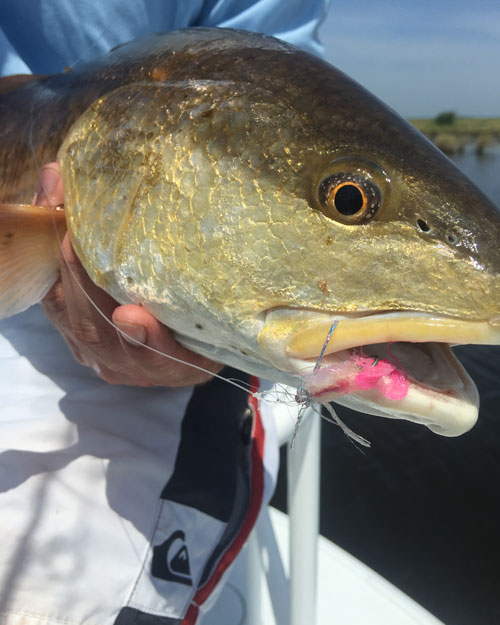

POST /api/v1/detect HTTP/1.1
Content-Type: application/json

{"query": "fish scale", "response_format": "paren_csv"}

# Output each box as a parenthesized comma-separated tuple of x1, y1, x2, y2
(1, 28, 500, 436)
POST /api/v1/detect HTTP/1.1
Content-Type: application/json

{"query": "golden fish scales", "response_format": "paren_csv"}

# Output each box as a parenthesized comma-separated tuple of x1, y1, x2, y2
(1, 28, 500, 436)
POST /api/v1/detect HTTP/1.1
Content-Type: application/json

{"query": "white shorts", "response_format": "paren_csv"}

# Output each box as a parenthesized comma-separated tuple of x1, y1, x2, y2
(0, 308, 280, 625)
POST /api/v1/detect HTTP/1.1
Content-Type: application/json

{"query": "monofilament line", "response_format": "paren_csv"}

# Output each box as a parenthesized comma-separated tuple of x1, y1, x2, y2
(313, 320, 338, 370)
(35, 200, 260, 399)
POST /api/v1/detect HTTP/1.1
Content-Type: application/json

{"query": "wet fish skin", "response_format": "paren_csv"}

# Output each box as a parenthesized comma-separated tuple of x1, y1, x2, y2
(52, 31, 500, 327)
(1, 28, 500, 407)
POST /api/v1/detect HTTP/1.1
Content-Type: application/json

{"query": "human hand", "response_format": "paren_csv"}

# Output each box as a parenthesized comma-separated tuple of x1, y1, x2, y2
(38, 163, 223, 387)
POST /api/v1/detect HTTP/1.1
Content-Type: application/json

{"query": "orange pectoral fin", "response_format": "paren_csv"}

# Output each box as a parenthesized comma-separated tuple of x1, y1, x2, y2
(0, 203, 67, 319)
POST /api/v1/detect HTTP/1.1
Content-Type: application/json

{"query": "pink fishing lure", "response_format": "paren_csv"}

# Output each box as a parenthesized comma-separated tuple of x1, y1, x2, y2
(301, 352, 409, 401)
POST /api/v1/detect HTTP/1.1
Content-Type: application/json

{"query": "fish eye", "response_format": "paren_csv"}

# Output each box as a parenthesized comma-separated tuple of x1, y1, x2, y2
(318, 172, 382, 224)
(331, 182, 365, 215)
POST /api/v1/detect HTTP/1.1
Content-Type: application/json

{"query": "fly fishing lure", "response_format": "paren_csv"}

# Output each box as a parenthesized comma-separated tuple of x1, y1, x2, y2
(296, 316, 409, 403)
(38, 169, 405, 450)
(291, 321, 410, 449)
(301, 347, 409, 401)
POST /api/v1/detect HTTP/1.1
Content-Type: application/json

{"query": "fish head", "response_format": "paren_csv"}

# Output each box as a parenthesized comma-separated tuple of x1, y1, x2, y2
(58, 37, 500, 436)
(251, 77, 500, 437)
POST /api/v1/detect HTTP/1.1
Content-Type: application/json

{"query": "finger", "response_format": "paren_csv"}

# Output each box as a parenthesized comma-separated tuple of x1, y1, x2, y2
(35, 163, 64, 207)
(59, 235, 125, 363)
(42, 275, 69, 331)
(112, 304, 224, 387)
(42, 241, 112, 368)
(47, 234, 223, 387)
(35, 166, 147, 378)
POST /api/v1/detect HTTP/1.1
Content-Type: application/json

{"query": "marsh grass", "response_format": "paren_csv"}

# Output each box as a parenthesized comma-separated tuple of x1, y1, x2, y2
(410, 117, 500, 155)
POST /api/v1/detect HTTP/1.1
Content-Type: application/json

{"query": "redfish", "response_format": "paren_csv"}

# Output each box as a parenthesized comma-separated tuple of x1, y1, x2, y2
(1, 29, 499, 436)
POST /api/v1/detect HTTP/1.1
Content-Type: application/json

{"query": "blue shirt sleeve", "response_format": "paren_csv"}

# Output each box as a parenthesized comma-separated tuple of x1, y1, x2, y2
(194, 0, 327, 57)
(0, 0, 328, 76)
(0, 26, 30, 75)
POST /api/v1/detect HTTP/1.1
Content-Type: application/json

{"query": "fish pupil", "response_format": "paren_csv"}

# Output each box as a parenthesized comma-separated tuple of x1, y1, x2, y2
(334, 184, 364, 215)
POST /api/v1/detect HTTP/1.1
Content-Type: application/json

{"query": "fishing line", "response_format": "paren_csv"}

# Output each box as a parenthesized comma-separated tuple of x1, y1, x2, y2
(31, 102, 374, 442)
(41, 192, 370, 449)
(318, 402, 371, 450)
(24, 35, 372, 604)
(23, 25, 380, 434)
(24, 40, 282, 404)
(40, 186, 372, 439)
(22, 41, 190, 604)
(25, 46, 355, 415)
(313, 319, 338, 370)
(35, 182, 310, 407)
(41, 205, 262, 400)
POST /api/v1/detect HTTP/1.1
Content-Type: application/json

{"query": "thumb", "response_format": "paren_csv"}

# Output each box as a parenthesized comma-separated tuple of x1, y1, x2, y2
(35, 163, 64, 206)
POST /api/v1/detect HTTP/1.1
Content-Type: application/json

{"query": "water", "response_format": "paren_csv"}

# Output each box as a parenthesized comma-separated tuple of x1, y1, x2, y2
(452, 144, 500, 208)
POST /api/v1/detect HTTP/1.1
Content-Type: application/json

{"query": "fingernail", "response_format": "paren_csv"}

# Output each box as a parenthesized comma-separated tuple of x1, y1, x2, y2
(116, 322, 147, 346)
(38, 166, 60, 197)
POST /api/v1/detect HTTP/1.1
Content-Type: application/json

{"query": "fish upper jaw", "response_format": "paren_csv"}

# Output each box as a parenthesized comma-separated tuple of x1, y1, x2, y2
(257, 308, 500, 437)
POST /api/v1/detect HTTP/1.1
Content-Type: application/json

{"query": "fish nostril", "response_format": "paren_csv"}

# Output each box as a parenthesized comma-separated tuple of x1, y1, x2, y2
(416, 218, 431, 233)
(416, 219, 459, 245)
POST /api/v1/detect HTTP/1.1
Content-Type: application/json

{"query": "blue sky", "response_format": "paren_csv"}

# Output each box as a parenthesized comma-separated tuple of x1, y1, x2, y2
(319, 0, 500, 118)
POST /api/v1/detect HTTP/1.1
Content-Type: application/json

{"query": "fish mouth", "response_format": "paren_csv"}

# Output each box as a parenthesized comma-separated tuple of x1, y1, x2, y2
(258, 309, 500, 437)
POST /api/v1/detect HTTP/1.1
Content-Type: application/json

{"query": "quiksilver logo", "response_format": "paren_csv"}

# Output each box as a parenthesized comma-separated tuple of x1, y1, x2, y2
(152, 530, 193, 586)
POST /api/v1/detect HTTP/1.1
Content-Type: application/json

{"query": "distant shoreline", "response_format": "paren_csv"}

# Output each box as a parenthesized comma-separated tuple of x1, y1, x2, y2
(409, 117, 500, 155)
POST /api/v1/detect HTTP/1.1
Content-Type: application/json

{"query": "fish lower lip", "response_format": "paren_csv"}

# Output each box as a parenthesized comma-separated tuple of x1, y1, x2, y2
(296, 341, 479, 437)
